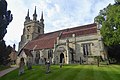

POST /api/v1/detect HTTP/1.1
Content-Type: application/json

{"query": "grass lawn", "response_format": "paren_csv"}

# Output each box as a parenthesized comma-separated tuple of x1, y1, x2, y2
(0, 64, 120, 80)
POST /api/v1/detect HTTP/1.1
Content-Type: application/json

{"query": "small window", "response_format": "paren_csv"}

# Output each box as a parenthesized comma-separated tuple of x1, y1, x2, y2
(38, 28, 40, 33)
(27, 35, 29, 39)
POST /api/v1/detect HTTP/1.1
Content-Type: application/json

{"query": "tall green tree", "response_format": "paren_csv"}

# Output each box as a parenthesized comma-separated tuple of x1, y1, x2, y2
(95, 0, 120, 46)
(0, 40, 12, 66)
(0, 40, 6, 65)
(95, 0, 120, 63)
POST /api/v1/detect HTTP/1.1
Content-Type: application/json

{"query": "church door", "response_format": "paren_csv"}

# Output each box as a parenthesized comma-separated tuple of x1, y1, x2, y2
(60, 53, 64, 63)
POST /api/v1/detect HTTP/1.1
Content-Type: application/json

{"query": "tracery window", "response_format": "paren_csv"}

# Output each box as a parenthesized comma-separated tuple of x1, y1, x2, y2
(82, 43, 91, 56)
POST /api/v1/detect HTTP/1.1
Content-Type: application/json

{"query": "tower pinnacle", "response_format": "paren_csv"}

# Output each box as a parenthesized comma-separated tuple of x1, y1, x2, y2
(33, 6, 37, 20)
(40, 11, 44, 22)
(25, 9, 30, 21)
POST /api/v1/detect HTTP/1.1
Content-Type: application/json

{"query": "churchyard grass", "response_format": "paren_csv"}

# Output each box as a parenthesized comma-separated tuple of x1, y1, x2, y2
(0, 64, 120, 80)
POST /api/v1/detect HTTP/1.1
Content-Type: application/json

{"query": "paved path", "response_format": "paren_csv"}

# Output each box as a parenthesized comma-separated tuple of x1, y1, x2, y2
(0, 67, 18, 77)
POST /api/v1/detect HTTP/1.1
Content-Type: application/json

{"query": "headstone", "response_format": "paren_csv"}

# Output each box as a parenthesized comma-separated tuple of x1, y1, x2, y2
(27, 58, 32, 70)
(60, 63, 62, 68)
(19, 57, 25, 76)
(46, 60, 50, 74)
(80, 57, 82, 64)
(97, 56, 100, 67)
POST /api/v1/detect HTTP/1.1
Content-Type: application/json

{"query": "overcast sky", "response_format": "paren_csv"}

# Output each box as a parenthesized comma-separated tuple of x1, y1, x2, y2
(4, 0, 114, 50)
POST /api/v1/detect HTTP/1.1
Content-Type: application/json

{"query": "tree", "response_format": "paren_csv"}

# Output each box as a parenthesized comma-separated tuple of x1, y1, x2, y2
(4, 45, 12, 65)
(0, 40, 12, 66)
(0, 40, 6, 65)
(0, 0, 13, 40)
(0, 0, 13, 66)
(95, 0, 120, 46)
(115, 0, 120, 4)
(95, 0, 120, 63)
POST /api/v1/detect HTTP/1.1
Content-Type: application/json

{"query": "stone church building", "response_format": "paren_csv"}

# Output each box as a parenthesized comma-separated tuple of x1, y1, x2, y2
(18, 7, 107, 65)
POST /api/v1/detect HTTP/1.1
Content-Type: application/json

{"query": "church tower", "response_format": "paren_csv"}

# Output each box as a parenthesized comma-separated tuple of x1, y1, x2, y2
(18, 7, 44, 51)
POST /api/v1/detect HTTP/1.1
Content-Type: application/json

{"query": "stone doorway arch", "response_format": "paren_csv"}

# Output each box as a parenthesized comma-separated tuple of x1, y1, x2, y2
(55, 46, 67, 64)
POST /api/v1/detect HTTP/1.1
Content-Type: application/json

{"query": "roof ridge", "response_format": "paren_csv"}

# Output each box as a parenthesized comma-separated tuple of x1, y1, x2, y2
(63, 26, 96, 34)
(44, 23, 96, 34)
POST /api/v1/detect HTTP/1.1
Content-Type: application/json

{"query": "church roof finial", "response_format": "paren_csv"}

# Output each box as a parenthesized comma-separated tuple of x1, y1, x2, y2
(27, 9, 29, 17)
(40, 11, 44, 22)
(13, 44, 16, 50)
(33, 6, 37, 20)
(34, 6, 37, 15)
(25, 9, 30, 21)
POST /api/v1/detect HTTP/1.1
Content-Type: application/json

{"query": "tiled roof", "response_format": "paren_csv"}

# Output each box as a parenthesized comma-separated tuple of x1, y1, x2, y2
(61, 25, 97, 38)
(24, 32, 59, 50)
(24, 23, 97, 50)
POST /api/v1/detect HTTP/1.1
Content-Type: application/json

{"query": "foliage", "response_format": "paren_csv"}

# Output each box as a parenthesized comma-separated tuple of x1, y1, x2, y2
(115, 0, 120, 4)
(0, 40, 12, 66)
(0, 40, 6, 65)
(108, 44, 120, 63)
(1, 65, 120, 80)
(95, 1, 120, 46)
(0, 0, 13, 40)
(0, 0, 13, 66)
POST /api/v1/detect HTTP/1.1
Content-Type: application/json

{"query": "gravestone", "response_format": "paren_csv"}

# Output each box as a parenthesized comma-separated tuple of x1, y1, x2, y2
(46, 60, 50, 74)
(19, 57, 25, 76)
(27, 57, 32, 70)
